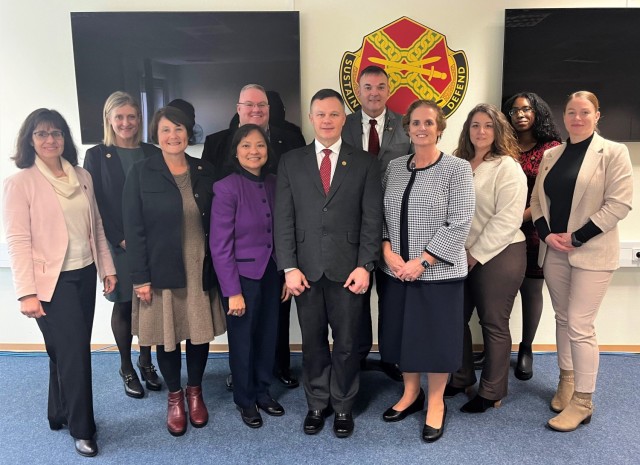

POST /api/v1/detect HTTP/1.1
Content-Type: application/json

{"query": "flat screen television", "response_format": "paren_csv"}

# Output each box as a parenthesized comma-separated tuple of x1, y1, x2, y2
(70, 12, 301, 145)
(502, 8, 640, 142)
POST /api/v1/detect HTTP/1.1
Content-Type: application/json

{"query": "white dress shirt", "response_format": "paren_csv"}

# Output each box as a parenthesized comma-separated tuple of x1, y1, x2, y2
(360, 109, 386, 151)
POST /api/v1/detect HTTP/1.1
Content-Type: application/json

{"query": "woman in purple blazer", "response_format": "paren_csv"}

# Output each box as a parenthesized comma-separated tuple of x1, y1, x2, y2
(210, 124, 290, 428)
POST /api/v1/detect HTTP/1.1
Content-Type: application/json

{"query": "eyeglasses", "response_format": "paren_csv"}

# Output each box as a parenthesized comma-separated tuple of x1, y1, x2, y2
(508, 106, 534, 117)
(33, 130, 64, 140)
(238, 102, 269, 110)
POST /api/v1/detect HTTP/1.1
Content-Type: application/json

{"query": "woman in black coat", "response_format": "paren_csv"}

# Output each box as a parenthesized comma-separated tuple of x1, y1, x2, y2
(84, 91, 162, 398)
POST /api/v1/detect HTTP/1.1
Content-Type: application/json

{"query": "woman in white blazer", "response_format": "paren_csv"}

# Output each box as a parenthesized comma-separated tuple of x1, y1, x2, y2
(3, 109, 116, 457)
(530, 91, 633, 432)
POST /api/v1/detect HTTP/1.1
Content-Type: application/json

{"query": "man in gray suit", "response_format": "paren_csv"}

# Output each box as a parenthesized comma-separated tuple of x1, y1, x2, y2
(275, 89, 382, 438)
(342, 66, 411, 380)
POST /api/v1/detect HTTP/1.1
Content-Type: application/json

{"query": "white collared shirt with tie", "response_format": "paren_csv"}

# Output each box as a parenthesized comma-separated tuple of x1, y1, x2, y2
(315, 139, 341, 184)
(360, 109, 386, 151)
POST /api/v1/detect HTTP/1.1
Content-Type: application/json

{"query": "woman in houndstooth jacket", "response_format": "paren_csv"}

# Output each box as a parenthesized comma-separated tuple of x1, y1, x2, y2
(378, 100, 475, 442)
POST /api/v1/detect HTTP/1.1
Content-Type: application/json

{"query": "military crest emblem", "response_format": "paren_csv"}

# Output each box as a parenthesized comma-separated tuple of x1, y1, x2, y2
(340, 17, 469, 117)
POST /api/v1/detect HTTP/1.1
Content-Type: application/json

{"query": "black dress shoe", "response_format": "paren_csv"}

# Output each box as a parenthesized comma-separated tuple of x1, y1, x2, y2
(237, 405, 263, 428)
(473, 351, 485, 370)
(304, 409, 330, 435)
(460, 394, 502, 413)
(257, 397, 285, 416)
(383, 388, 425, 422)
(275, 370, 299, 389)
(380, 361, 404, 382)
(443, 384, 470, 399)
(137, 358, 162, 391)
(74, 438, 98, 457)
(422, 404, 447, 443)
(226, 373, 233, 391)
(333, 412, 354, 438)
(119, 369, 144, 399)
(515, 344, 533, 381)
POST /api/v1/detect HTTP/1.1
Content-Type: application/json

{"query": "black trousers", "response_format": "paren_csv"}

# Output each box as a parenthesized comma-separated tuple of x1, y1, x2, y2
(224, 259, 280, 408)
(295, 275, 364, 413)
(38, 263, 97, 440)
(275, 276, 292, 373)
(357, 271, 374, 361)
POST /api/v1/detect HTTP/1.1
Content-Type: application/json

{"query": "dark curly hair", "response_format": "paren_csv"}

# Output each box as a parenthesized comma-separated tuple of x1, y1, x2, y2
(12, 108, 78, 169)
(501, 92, 562, 144)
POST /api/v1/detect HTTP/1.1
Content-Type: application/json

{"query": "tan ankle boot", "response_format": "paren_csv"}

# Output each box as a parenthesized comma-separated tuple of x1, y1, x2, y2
(547, 392, 593, 432)
(550, 369, 574, 413)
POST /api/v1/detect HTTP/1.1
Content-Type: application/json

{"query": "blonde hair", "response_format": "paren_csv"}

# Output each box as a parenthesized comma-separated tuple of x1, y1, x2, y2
(564, 90, 599, 113)
(103, 91, 142, 146)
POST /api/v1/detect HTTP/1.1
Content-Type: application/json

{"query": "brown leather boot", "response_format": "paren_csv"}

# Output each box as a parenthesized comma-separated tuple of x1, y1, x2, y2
(550, 369, 574, 413)
(167, 389, 187, 436)
(186, 385, 209, 427)
(547, 392, 593, 432)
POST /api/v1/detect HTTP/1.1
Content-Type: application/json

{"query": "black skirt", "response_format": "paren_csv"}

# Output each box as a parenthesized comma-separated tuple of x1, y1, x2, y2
(377, 271, 464, 373)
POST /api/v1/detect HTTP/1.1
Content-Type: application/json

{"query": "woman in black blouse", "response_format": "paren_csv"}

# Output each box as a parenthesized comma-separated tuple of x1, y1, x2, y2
(530, 91, 632, 432)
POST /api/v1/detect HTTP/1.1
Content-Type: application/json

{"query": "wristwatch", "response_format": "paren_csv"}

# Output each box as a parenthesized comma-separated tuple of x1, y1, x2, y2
(420, 259, 430, 269)
(362, 262, 375, 272)
(571, 233, 583, 248)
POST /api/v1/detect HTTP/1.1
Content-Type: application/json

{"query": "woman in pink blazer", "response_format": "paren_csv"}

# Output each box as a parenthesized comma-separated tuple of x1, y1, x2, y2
(530, 91, 633, 432)
(3, 109, 116, 457)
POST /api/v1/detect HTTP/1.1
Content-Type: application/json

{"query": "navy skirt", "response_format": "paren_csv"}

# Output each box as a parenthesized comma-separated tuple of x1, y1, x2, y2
(377, 271, 464, 373)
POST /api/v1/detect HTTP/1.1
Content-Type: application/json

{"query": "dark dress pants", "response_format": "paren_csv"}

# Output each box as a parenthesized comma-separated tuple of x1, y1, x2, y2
(37, 263, 97, 440)
(357, 272, 374, 362)
(295, 275, 364, 413)
(224, 259, 280, 408)
(275, 275, 292, 373)
(449, 242, 526, 400)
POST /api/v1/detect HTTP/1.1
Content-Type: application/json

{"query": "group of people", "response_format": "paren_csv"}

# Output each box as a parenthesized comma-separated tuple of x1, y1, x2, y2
(2, 64, 633, 457)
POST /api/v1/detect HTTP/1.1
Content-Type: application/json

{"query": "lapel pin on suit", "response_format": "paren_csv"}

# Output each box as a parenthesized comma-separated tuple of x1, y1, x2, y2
(342, 161, 347, 166)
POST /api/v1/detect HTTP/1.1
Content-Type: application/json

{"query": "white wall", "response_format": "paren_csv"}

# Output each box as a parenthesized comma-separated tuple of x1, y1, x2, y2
(1, 0, 639, 349)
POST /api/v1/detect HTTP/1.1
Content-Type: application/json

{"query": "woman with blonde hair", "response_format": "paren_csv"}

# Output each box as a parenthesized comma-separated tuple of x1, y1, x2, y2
(447, 104, 527, 413)
(531, 91, 632, 431)
(84, 91, 162, 398)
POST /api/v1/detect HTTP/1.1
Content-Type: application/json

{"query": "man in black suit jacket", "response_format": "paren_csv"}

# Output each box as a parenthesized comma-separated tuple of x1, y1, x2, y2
(341, 66, 411, 381)
(202, 83, 304, 389)
(201, 84, 304, 181)
(275, 89, 382, 438)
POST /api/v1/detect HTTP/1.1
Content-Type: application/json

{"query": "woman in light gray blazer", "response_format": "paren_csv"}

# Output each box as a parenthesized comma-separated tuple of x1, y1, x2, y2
(530, 90, 633, 432)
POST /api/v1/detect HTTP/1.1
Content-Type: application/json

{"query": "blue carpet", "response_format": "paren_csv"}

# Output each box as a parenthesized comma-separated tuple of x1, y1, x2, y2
(0, 351, 638, 464)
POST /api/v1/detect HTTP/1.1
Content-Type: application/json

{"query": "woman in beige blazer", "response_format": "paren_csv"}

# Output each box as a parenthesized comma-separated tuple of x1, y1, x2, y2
(3, 109, 116, 457)
(530, 91, 633, 432)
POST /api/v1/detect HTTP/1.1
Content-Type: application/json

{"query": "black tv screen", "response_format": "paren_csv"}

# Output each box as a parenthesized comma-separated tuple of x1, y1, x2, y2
(502, 8, 640, 142)
(70, 12, 301, 145)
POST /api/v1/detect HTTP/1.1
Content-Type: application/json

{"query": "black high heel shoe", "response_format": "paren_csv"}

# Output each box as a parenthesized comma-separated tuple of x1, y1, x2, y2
(119, 369, 144, 398)
(422, 403, 447, 443)
(515, 344, 533, 380)
(383, 388, 425, 422)
(460, 394, 501, 413)
(137, 357, 162, 391)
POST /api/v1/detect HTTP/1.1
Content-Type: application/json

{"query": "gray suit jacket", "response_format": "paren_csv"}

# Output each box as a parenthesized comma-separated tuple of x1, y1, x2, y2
(274, 142, 383, 282)
(342, 108, 411, 175)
